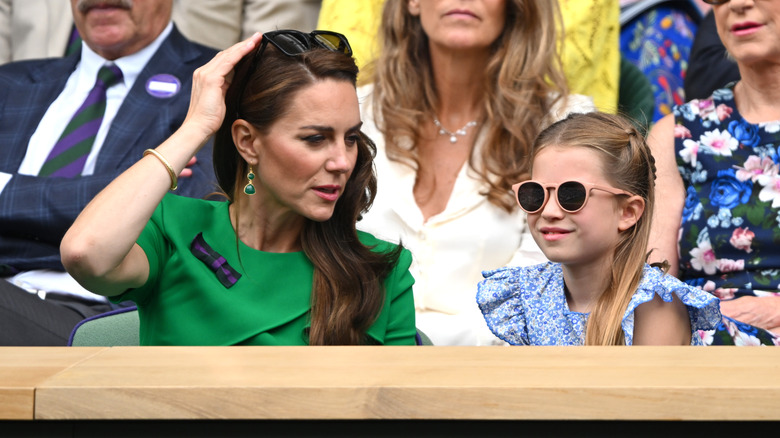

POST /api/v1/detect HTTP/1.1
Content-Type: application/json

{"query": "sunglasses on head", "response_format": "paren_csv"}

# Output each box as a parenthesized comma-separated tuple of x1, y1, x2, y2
(256, 29, 352, 60)
(236, 30, 352, 116)
(512, 180, 634, 214)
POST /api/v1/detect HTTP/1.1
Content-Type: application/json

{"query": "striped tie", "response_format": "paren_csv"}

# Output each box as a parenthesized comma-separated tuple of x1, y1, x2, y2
(39, 65, 123, 178)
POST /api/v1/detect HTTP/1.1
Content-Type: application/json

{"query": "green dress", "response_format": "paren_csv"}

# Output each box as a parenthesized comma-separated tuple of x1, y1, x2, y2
(114, 194, 417, 345)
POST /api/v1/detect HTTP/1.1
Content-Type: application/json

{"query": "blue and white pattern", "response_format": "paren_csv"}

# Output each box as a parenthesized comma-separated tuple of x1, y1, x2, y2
(476, 262, 722, 345)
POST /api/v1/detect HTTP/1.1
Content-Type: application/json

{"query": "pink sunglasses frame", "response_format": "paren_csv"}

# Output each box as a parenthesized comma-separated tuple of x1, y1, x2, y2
(512, 180, 634, 214)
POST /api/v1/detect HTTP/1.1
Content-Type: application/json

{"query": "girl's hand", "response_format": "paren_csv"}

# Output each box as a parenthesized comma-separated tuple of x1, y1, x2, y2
(184, 33, 263, 139)
(720, 295, 780, 334)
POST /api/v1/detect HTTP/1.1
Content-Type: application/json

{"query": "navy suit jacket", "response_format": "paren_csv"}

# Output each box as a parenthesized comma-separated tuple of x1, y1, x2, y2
(0, 26, 218, 273)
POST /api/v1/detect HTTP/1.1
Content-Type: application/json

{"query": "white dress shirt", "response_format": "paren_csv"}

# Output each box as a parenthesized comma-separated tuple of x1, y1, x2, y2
(357, 85, 595, 345)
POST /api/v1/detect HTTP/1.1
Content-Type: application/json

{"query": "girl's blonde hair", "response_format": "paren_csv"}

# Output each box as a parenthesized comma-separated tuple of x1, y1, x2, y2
(367, 0, 569, 212)
(532, 112, 658, 345)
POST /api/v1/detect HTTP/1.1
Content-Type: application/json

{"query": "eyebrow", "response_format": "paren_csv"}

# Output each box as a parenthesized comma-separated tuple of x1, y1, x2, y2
(299, 122, 363, 132)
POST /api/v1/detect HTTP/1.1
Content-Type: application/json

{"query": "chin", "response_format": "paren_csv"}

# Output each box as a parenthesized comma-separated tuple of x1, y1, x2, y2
(304, 210, 337, 223)
(86, 29, 130, 47)
(539, 250, 572, 265)
(545, 256, 567, 265)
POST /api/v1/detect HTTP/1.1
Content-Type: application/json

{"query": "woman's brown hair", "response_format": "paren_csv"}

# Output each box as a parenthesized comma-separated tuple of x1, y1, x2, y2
(532, 112, 657, 345)
(213, 44, 402, 345)
(368, 0, 570, 212)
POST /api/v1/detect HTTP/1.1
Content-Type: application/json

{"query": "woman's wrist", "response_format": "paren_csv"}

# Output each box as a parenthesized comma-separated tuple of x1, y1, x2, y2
(143, 149, 178, 191)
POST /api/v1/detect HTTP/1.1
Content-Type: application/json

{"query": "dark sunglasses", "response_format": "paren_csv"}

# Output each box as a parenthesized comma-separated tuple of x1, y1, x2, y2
(236, 30, 352, 116)
(512, 180, 633, 214)
(256, 29, 351, 60)
(701, 0, 729, 4)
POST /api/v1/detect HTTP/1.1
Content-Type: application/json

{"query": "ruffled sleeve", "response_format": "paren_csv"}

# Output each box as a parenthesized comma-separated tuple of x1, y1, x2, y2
(477, 264, 561, 345)
(622, 265, 722, 345)
(477, 266, 529, 345)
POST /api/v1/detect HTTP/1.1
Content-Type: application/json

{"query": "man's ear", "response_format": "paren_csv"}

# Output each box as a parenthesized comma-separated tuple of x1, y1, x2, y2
(618, 195, 645, 232)
(232, 119, 260, 165)
(408, 0, 421, 16)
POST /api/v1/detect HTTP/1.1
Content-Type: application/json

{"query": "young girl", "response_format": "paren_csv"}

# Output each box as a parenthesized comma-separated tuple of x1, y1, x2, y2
(476, 112, 722, 345)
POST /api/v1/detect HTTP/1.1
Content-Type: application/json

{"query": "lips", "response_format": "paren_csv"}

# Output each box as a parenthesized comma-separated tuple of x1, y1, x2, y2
(444, 9, 478, 19)
(313, 185, 341, 202)
(731, 21, 763, 36)
(539, 227, 571, 241)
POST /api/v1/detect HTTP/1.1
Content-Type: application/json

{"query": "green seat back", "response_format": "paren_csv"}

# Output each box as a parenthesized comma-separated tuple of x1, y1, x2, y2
(69, 308, 140, 346)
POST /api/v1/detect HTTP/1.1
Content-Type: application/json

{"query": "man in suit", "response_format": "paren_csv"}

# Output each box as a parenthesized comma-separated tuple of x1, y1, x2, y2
(0, 0, 218, 345)
(0, 0, 321, 64)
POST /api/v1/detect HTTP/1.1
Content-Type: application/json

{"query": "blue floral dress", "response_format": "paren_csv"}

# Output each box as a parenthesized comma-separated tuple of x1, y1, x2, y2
(476, 263, 721, 346)
(673, 83, 780, 345)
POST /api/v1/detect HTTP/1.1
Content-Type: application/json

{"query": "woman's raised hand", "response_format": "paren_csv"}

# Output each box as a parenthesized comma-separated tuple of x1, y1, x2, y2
(184, 32, 263, 139)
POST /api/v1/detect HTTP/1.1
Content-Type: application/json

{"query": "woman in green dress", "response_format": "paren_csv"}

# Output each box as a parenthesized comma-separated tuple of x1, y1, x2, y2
(60, 31, 416, 346)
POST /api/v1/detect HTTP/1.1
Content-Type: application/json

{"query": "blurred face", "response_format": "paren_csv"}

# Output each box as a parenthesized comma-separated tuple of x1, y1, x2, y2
(712, 0, 780, 66)
(71, 0, 172, 60)
(526, 146, 626, 270)
(251, 79, 361, 223)
(407, 0, 506, 52)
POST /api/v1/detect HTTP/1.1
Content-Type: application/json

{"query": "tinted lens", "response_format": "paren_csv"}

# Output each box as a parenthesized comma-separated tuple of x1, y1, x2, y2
(313, 33, 351, 55)
(557, 181, 587, 212)
(517, 182, 546, 212)
(268, 32, 310, 56)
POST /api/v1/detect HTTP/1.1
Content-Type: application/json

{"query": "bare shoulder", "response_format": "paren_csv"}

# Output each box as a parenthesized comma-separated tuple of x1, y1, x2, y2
(633, 293, 691, 345)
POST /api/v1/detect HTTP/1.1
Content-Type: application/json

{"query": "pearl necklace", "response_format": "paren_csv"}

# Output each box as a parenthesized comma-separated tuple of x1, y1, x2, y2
(433, 117, 478, 144)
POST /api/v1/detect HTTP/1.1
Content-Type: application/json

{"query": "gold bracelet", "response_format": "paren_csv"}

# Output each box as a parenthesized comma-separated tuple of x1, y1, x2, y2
(143, 149, 178, 191)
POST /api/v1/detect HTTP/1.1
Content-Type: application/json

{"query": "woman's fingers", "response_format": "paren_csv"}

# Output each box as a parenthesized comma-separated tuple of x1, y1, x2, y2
(196, 33, 263, 90)
(184, 33, 263, 137)
(222, 33, 263, 71)
(203, 33, 263, 82)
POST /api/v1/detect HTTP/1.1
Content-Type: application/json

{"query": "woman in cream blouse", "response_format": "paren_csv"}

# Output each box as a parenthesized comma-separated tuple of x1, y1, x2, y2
(357, 0, 594, 345)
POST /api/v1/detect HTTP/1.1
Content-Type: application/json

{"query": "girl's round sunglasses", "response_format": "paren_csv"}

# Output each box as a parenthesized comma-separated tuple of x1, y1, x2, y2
(512, 180, 633, 214)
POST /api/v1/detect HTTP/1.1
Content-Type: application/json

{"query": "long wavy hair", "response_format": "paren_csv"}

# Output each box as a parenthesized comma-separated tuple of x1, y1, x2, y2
(532, 112, 658, 345)
(367, 0, 569, 212)
(213, 44, 402, 345)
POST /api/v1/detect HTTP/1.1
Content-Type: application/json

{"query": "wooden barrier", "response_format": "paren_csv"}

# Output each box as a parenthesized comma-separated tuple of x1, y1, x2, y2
(1, 346, 779, 436)
(0, 347, 102, 420)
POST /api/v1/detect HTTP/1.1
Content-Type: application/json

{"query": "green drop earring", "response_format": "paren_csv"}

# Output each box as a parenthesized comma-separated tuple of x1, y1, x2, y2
(244, 165, 256, 195)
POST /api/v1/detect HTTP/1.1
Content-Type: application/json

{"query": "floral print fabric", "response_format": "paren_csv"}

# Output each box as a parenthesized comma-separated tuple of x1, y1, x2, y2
(673, 84, 780, 345)
(620, 5, 698, 122)
(476, 263, 721, 346)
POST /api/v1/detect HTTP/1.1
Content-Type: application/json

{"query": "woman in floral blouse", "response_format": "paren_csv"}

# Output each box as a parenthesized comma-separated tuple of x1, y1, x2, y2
(647, 0, 780, 345)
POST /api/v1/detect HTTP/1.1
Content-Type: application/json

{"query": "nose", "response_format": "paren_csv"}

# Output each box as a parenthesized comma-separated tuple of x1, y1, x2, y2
(325, 142, 352, 174)
(539, 189, 564, 219)
(728, 0, 752, 11)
